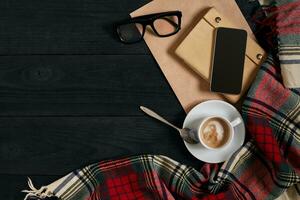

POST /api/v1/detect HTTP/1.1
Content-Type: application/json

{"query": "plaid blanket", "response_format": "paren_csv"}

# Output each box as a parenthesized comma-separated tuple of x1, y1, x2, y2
(276, 0, 300, 88)
(257, 0, 300, 88)
(23, 1, 300, 200)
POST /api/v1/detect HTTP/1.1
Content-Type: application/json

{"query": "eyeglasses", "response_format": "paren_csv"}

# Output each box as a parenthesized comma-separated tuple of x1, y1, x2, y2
(116, 11, 182, 44)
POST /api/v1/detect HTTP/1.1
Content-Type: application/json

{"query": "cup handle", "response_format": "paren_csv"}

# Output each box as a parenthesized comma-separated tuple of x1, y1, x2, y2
(230, 118, 242, 127)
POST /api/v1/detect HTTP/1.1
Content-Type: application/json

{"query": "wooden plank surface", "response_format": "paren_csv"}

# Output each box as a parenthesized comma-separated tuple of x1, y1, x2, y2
(0, 116, 201, 175)
(0, 55, 183, 116)
(0, 0, 150, 55)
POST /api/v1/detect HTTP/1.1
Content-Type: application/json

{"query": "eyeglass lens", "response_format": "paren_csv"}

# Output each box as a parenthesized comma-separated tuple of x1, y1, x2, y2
(153, 16, 179, 36)
(117, 23, 144, 43)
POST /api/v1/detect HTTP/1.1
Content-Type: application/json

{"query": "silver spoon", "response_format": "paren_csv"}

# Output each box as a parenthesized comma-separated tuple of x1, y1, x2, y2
(140, 106, 198, 144)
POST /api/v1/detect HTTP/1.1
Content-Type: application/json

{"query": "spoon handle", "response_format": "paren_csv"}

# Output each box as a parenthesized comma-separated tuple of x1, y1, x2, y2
(140, 106, 180, 131)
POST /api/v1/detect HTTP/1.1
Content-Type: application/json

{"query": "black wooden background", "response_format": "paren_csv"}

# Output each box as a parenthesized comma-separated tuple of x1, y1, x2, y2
(0, 0, 261, 199)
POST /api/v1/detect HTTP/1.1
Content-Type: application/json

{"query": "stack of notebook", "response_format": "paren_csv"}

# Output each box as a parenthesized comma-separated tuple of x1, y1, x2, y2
(131, 0, 266, 112)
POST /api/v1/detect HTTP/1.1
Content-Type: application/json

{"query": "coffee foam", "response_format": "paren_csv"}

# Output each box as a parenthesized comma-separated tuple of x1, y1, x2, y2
(200, 119, 229, 148)
(203, 121, 224, 141)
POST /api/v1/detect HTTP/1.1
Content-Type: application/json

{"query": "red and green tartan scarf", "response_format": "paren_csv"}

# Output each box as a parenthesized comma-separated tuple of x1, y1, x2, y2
(23, 1, 300, 200)
(257, 0, 300, 87)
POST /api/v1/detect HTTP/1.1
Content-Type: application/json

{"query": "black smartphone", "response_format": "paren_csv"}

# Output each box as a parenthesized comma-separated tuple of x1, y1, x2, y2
(210, 27, 247, 94)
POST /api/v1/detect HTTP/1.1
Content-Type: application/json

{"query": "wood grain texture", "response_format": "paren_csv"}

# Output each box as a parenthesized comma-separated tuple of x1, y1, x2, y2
(0, 55, 184, 116)
(0, 116, 201, 175)
(0, 0, 151, 55)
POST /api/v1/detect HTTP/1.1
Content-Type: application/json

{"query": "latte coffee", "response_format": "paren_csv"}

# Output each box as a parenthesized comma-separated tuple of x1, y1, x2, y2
(199, 117, 231, 148)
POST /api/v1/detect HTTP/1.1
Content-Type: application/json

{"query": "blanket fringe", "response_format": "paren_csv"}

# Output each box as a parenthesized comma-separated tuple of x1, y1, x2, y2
(22, 177, 55, 200)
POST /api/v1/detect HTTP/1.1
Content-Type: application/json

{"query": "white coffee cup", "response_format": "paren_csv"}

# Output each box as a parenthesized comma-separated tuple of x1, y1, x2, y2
(196, 116, 242, 150)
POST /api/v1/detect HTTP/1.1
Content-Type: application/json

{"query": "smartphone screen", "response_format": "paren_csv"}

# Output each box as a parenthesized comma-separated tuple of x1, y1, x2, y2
(210, 27, 247, 94)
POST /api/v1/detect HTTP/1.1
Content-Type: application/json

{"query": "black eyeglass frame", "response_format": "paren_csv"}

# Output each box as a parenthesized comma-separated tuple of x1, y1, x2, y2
(116, 11, 182, 44)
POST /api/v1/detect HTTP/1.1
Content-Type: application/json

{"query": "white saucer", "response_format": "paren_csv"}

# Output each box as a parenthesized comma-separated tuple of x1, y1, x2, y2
(183, 100, 245, 163)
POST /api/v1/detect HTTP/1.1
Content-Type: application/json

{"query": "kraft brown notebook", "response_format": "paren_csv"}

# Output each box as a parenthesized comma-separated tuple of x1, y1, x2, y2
(131, 0, 265, 112)
(175, 8, 266, 103)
